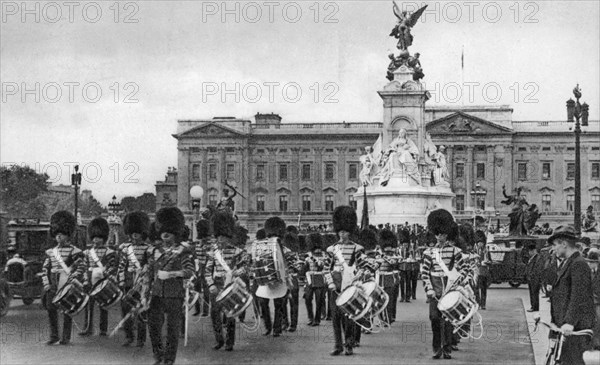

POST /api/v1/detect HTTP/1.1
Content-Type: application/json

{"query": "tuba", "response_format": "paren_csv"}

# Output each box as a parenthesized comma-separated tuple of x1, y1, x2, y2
(252, 237, 288, 299)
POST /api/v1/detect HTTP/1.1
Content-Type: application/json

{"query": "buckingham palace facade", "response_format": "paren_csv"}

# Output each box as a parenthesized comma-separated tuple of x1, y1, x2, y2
(156, 106, 600, 231)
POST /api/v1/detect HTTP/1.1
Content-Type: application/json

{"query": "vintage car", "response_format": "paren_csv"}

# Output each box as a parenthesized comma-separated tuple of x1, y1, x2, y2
(486, 235, 548, 288)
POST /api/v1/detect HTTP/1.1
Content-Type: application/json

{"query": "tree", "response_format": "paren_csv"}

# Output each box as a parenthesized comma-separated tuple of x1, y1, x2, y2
(0, 165, 49, 219)
(120, 194, 156, 213)
(80, 195, 107, 218)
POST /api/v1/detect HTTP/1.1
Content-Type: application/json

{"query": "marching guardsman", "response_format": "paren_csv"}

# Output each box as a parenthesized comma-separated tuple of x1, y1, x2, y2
(42, 210, 86, 345)
(409, 241, 420, 300)
(79, 217, 118, 337)
(377, 230, 399, 323)
(281, 230, 300, 332)
(205, 211, 247, 351)
(421, 209, 467, 360)
(304, 233, 327, 327)
(354, 228, 380, 344)
(147, 207, 195, 365)
(325, 206, 364, 356)
(474, 230, 490, 310)
(254, 217, 289, 337)
(117, 211, 151, 347)
(193, 219, 211, 317)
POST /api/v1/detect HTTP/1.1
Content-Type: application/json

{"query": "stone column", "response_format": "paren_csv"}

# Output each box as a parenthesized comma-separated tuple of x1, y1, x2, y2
(504, 145, 514, 191)
(486, 145, 495, 210)
(337, 147, 347, 207)
(177, 147, 190, 212)
(291, 147, 301, 212)
(241, 146, 250, 212)
(466, 145, 474, 209)
(267, 147, 278, 211)
(446, 145, 454, 190)
(200, 148, 208, 197)
(314, 147, 324, 211)
(219, 147, 226, 193)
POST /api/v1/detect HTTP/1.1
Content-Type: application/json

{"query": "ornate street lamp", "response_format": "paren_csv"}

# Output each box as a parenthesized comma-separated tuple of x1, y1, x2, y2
(566, 84, 589, 235)
(190, 186, 204, 241)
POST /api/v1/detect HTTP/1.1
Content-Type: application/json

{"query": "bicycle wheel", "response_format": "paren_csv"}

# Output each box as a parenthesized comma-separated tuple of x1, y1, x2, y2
(544, 338, 557, 365)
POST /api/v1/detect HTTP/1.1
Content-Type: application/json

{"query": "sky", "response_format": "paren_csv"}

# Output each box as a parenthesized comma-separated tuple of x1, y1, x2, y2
(1, 0, 599, 205)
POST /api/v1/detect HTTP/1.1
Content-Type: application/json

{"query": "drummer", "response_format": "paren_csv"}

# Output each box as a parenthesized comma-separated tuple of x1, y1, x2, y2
(204, 211, 247, 351)
(281, 230, 301, 332)
(420, 209, 467, 360)
(41, 210, 86, 345)
(193, 219, 211, 317)
(304, 233, 327, 327)
(354, 228, 380, 343)
(79, 217, 118, 337)
(325, 206, 364, 356)
(377, 231, 399, 324)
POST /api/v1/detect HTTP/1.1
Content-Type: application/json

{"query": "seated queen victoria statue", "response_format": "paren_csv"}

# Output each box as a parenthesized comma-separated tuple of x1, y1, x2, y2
(377, 128, 421, 186)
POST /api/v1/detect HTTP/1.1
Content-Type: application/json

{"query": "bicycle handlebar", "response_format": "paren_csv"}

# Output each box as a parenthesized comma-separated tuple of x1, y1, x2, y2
(534, 317, 594, 337)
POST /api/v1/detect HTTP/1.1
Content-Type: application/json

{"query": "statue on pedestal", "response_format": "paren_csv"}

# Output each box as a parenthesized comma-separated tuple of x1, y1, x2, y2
(390, 2, 428, 51)
(377, 128, 420, 186)
(501, 185, 541, 236)
(359, 146, 376, 187)
(583, 205, 598, 232)
(432, 145, 450, 187)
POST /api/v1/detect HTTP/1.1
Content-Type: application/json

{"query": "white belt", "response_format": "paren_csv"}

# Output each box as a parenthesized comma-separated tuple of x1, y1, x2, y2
(430, 272, 447, 278)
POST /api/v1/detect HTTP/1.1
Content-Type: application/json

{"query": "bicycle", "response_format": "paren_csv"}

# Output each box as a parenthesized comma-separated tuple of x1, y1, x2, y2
(533, 314, 594, 365)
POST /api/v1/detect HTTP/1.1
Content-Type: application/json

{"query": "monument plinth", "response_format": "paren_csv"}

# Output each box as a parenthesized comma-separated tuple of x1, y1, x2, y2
(355, 5, 454, 226)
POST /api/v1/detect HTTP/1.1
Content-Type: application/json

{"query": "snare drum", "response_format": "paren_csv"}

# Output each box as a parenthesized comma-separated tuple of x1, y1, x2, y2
(335, 285, 372, 321)
(122, 285, 144, 313)
(408, 261, 420, 272)
(215, 278, 253, 318)
(90, 277, 122, 309)
(437, 290, 478, 326)
(52, 279, 89, 315)
(306, 272, 326, 288)
(397, 261, 409, 271)
(362, 281, 389, 317)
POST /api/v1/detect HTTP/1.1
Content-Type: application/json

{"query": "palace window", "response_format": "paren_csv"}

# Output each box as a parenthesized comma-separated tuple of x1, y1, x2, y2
(302, 148, 311, 153)
(567, 194, 575, 212)
(349, 163, 358, 180)
(518, 163, 527, 181)
(455, 163, 464, 179)
(226, 164, 235, 180)
(542, 147, 551, 151)
(325, 195, 334, 212)
(192, 163, 200, 180)
(518, 147, 527, 152)
(280, 149, 288, 153)
(567, 163, 575, 180)
(256, 164, 265, 180)
(592, 162, 600, 180)
(279, 164, 288, 181)
(302, 164, 311, 180)
(208, 147, 217, 153)
(279, 196, 288, 212)
(208, 163, 217, 180)
(567, 147, 575, 151)
(592, 195, 600, 211)
(302, 195, 312, 212)
(256, 195, 265, 212)
(325, 148, 334, 153)
(256, 149, 265, 154)
(349, 195, 357, 210)
(542, 162, 551, 180)
(455, 195, 465, 211)
(476, 163, 485, 179)
(208, 194, 218, 207)
(542, 194, 551, 212)
(226, 147, 235, 154)
(325, 163, 336, 180)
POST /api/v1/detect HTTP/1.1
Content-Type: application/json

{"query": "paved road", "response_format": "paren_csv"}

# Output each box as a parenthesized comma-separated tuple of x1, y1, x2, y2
(1, 283, 537, 365)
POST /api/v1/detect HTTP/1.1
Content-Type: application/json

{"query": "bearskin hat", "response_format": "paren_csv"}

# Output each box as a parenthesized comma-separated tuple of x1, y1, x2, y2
(379, 229, 398, 248)
(50, 210, 77, 237)
(210, 210, 235, 238)
(286, 225, 299, 235)
(256, 228, 266, 240)
(397, 229, 410, 244)
(332, 206, 357, 233)
(182, 225, 191, 241)
(457, 223, 475, 249)
(264, 217, 286, 238)
(87, 217, 109, 241)
(156, 207, 186, 238)
(283, 232, 299, 252)
(359, 229, 378, 251)
(233, 225, 249, 247)
(148, 222, 160, 242)
(308, 233, 323, 251)
(427, 209, 456, 236)
(196, 219, 210, 239)
(123, 211, 150, 236)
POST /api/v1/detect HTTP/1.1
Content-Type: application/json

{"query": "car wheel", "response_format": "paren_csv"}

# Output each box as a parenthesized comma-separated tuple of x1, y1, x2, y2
(509, 281, 521, 288)
(22, 297, 34, 305)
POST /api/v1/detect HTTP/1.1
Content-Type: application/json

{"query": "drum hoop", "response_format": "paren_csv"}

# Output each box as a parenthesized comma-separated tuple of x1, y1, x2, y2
(52, 284, 72, 304)
(370, 291, 389, 318)
(350, 297, 373, 321)
(335, 286, 358, 306)
(65, 294, 89, 316)
(100, 290, 123, 309)
(223, 295, 253, 318)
